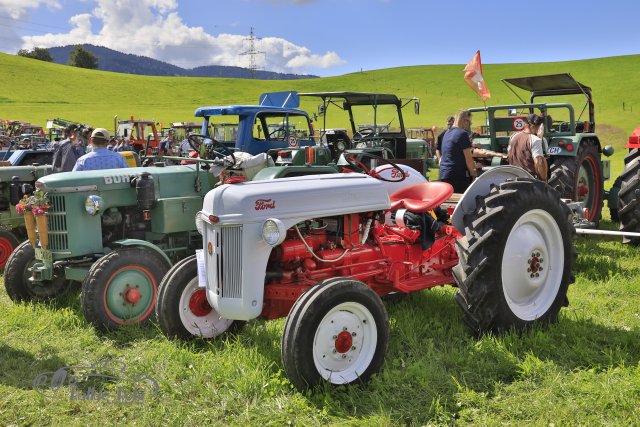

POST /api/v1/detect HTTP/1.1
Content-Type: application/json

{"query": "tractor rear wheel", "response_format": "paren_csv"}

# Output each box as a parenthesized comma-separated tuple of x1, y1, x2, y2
(4, 241, 67, 301)
(156, 255, 242, 339)
(81, 247, 169, 330)
(281, 278, 389, 391)
(618, 156, 640, 244)
(548, 140, 603, 223)
(611, 149, 640, 222)
(453, 179, 576, 334)
(0, 229, 20, 270)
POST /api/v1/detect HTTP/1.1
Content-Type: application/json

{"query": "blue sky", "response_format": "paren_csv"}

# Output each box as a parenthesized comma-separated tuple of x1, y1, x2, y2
(1, 0, 639, 77)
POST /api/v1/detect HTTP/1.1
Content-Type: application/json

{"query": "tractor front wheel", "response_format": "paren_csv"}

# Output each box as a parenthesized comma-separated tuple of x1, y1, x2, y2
(281, 278, 389, 391)
(0, 229, 20, 270)
(618, 155, 640, 244)
(156, 255, 242, 339)
(453, 179, 576, 334)
(4, 241, 67, 301)
(548, 141, 603, 223)
(81, 247, 169, 330)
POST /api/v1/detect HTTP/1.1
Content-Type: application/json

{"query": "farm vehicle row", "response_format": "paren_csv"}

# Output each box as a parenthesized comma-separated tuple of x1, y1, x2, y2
(1, 79, 637, 391)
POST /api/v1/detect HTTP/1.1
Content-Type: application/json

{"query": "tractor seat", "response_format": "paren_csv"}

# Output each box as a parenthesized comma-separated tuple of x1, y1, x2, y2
(389, 182, 454, 213)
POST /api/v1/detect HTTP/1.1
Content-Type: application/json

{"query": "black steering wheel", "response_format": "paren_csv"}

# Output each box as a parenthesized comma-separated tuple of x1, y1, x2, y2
(353, 127, 375, 141)
(342, 152, 406, 182)
(187, 134, 235, 163)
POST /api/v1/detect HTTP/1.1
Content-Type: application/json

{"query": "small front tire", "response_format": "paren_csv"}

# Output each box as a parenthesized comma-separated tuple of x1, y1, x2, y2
(281, 278, 389, 391)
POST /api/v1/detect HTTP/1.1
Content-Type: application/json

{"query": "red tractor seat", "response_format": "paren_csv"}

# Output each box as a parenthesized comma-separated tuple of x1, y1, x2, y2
(389, 182, 454, 213)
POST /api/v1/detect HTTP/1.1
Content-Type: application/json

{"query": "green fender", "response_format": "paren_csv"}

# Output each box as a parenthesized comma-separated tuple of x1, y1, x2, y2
(112, 239, 173, 268)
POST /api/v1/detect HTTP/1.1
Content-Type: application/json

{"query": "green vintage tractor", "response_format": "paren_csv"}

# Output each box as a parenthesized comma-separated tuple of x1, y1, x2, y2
(468, 73, 613, 224)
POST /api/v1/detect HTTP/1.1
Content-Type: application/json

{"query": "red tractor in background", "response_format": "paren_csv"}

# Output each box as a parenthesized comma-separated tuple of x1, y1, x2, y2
(113, 116, 160, 154)
(614, 127, 640, 239)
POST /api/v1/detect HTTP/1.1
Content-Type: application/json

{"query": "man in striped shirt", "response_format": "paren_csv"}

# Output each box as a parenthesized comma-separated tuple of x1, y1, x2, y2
(73, 128, 128, 171)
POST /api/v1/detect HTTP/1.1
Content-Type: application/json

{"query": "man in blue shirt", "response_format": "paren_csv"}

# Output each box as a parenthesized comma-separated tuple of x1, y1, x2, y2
(73, 128, 128, 171)
(438, 110, 477, 193)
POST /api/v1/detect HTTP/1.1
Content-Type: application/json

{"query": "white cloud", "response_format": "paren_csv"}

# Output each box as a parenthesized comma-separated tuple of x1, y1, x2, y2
(0, 0, 61, 52)
(15, 0, 345, 74)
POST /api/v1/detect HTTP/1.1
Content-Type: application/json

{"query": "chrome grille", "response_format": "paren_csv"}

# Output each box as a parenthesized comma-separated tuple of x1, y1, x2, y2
(210, 225, 243, 298)
(47, 195, 68, 251)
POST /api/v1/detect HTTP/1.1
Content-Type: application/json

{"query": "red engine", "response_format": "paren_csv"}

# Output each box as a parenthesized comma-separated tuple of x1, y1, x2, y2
(261, 210, 461, 319)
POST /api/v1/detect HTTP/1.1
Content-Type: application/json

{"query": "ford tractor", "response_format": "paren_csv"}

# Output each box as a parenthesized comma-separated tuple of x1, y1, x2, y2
(156, 161, 576, 391)
(468, 73, 613, 225)
(3, 92, 334, 330)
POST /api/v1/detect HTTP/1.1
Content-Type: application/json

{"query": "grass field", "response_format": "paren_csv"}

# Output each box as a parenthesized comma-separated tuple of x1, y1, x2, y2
(1, 53, 640, 425)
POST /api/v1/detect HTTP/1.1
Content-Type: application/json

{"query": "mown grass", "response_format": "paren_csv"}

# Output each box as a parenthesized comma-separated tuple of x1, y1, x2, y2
(1, 224, 639, 425)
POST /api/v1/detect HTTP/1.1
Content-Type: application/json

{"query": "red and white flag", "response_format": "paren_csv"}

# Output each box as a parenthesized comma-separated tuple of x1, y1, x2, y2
(464, 51, 491, 101)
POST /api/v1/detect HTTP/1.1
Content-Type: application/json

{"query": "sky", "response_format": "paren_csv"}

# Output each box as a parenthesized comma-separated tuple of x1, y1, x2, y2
(0, 0, 639, 77)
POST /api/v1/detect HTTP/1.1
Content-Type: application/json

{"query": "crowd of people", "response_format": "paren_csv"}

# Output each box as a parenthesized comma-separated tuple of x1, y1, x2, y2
(436, 110, 549, 193)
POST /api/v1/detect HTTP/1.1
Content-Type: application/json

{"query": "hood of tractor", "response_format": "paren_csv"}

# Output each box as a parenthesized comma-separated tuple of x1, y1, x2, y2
(202, 173, 391, 224)
(0, 165, 51, 182)
(36, 165, 213, 197)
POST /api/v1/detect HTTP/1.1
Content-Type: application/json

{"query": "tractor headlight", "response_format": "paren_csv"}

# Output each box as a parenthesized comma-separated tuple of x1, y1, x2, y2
(195, 211, 205, 235)
(85, 195, 104, 216)
(262, 218, 286, 247)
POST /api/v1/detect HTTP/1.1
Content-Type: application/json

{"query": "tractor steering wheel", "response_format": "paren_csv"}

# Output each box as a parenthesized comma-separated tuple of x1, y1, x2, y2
(342, 152, 406, 182)
(188, 134, 235, 163)
(353, 127, 375, 141)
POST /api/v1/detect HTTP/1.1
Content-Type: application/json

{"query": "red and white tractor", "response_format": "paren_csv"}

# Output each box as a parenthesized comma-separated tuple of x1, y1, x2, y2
(155, 159, 576, 391)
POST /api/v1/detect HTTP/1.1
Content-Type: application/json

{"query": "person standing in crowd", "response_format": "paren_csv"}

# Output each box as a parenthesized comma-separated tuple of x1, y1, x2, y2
(53, 124, 86, 172)
(507, 113, 548, 181)
(439, 110, 477, 193)
(435, 116, 454, 160)
(159, 129, 176, 155)
(73, 128, 127, 171)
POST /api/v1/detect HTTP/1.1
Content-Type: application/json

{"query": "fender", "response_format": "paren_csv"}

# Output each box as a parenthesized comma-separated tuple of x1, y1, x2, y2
(113, 239, 172, 268)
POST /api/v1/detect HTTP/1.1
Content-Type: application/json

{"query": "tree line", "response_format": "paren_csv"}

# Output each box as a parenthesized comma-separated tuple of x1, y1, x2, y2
(17, 45, 98, 69)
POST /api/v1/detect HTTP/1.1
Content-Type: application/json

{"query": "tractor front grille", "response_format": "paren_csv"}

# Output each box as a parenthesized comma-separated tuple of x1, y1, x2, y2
(47, 195, 69, 251)
(209, 225, 243, 298)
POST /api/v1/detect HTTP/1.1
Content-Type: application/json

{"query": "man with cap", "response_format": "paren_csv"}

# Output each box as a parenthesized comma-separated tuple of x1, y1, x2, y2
(435, 116, 455, 160)
(72, 128, 127, 171)
(507, 113, 548, 181)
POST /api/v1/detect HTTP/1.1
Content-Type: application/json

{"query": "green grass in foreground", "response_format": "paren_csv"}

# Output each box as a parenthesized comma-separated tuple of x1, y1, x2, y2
(1, 221, 639, 426)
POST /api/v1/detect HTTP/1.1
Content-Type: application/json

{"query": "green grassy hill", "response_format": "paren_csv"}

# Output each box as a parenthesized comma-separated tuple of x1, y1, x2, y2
(1, 52, 638, 145)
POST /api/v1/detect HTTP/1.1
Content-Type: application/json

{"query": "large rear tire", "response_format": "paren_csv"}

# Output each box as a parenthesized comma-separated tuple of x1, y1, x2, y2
(453, 179, 576, 334)
(156, 255, 242, 339)
(81, 247, 169, 330)
(618, 156, 640, 244)
(4, 241, 67, 301)
(548, 140, 603, 223)
(281, 278, 389, 391)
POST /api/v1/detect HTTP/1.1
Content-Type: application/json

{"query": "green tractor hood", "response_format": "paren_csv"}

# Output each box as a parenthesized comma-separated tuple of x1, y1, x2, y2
(0, 165, 51, 183)
(36, 165, 213, 197)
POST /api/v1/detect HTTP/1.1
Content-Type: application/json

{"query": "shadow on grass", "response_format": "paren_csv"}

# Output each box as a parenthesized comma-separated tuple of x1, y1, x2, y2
(0, 344, 67, 389)
(269, 288, 640, 424)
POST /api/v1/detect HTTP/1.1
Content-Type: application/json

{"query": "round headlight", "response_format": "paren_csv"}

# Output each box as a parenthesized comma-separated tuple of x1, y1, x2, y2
(195, 211, 205, 235)
(262, 218, 286, 247)
(85, 195, 104, 216)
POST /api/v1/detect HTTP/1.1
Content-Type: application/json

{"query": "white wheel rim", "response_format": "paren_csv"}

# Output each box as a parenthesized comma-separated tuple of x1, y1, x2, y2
(178, 278, 234, 338)
(312, 301, 377, 384)
(501, 209, 564, 320)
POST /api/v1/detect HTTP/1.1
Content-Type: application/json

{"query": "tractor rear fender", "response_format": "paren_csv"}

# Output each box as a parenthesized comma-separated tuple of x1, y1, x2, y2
(112, 239, 172, 268)
(547, 135, 601, 157)
(451, 166, 533, 234)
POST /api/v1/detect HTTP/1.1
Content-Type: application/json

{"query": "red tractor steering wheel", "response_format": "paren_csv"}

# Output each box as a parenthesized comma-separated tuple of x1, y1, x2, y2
(342, 152, 406, 182)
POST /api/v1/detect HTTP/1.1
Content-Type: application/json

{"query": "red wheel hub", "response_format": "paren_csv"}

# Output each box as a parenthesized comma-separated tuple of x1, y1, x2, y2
(334, 331, 353, 354)
(189, 289, 212, 317)
(124, 287, 142, 304)
(578, 182, 589, 198)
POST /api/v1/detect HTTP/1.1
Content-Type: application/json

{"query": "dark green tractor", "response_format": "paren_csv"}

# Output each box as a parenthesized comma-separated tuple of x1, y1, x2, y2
(468, 73, 613, 223)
